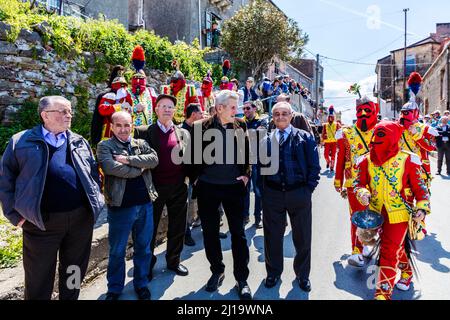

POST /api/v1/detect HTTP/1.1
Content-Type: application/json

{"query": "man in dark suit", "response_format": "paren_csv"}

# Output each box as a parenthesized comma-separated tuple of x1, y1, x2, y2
(134, 94, 190, 280)
(260, 101, 321, 292)
(436, 116, 450, 175)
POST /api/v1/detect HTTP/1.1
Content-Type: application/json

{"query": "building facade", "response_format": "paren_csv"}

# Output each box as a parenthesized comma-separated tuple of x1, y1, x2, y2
(421, 42, 450, 115)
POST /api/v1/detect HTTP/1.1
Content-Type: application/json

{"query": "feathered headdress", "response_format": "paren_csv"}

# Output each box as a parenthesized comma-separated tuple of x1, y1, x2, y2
(402, 72, 423, 111)
(328, 105, 335, 116)
(222, 59, 231, 77)
(170, 59, 185, 81)
(203, 70, 213, 83)
(132, 45, 146, 72)
(407, 72, 422, 97)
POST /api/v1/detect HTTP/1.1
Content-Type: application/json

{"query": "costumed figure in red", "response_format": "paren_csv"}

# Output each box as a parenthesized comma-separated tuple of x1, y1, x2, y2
(128, 45, 157, 127)
(354, 121, 430, 300)
(97, 73, 133, 141)
(399, 72, 438, 191)
(334, 96, 379, 267)
(200, 70, 214, 112)
(219, 60, 233, 91)
(161, 60, 199, 123)
(321, 106, 341, 171)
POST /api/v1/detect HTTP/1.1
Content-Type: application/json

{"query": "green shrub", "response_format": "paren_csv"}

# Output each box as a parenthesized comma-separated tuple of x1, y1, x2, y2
(0, 214, 22, 269)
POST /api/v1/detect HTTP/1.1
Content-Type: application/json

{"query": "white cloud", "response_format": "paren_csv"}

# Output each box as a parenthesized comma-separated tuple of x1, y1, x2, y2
(324, 75, 377, 125)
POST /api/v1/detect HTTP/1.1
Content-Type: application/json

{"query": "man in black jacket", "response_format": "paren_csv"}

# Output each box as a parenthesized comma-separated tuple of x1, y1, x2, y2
(436, 116, 450, 175)
(189, 90, 252, 300)
(260, 101, 320, 292)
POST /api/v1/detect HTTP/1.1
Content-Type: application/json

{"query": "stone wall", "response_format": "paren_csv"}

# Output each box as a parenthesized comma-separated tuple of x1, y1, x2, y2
(0, 21, 168, 125)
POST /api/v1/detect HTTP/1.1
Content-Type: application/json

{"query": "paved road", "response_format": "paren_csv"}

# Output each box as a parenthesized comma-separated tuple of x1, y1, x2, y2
(80, 155, 450, 300)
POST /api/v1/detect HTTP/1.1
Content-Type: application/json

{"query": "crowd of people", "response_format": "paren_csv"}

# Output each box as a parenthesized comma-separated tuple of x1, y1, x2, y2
(0, 45, 446, 302)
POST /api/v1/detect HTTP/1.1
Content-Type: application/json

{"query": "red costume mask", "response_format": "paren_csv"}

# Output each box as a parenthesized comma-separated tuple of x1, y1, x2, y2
(399, 106, 419, 129)
(111, 82, 126, 92)
(328, 115, 335, 124)
(201, 80, 213, 98)
(171, 78, 186, 96)
(132, 77, 146, 95)
(356, 101, 379, 132)
(370, 121, 403, 166)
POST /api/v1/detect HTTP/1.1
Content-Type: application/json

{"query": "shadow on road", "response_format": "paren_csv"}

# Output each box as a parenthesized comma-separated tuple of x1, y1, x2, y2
(320, 170, 335, 179)
(415, 233, 450, 273)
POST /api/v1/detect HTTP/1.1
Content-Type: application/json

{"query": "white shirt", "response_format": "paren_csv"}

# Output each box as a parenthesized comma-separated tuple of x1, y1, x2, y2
(271, 125, 292, 143)
(41, 126, 67, 148)
(157, 120, 175, 134)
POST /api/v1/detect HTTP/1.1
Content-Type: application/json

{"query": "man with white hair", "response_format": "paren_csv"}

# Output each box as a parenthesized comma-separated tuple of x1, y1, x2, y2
(189, 90, 252, 300)
(260, 101, 320, 292)
(0, 96, 104, 300)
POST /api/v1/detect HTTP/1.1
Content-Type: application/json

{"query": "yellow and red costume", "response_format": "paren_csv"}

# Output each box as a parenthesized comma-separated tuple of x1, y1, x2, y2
(335, 97, 379, 256)
(354, 121, 430, 300)
(399, 72, 438, 187)
(321, 106, 340, 170)
(98, 79, 133, 141)
(161, 63, 199, 124)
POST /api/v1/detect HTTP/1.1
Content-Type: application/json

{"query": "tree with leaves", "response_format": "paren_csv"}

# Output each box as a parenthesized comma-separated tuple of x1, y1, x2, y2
(221, 0, 308, 80)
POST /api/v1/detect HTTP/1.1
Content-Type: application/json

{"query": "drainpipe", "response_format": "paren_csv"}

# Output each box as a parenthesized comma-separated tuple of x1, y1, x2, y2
(447, 45, 450, 111)
(198, 0, 203, 48)
(139, 0, 146, 30)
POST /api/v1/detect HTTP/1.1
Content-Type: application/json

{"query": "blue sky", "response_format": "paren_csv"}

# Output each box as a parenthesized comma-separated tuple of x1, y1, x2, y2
(273, 0, 450, 123)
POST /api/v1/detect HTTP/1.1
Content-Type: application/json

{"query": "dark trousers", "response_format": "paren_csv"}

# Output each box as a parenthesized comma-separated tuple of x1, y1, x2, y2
(22, 206, 94, 300)
(262, 185, 312, 280)
(150, 182, 188, 268)
(438, 143, 450, 174)
(197, 181, 250, 281)
(244, 165, 262, 221)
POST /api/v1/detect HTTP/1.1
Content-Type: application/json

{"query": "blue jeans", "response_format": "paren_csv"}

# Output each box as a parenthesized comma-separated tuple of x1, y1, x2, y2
(107, 203, 154, 294)
(244, 165, 262, 221)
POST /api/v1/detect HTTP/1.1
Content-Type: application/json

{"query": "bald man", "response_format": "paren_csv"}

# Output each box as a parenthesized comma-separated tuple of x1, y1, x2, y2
(97, 111, 159, 300)
(260, 102, 320, 292)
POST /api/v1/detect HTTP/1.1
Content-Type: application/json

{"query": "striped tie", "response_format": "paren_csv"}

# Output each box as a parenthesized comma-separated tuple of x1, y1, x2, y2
(279, 129, 286, 145)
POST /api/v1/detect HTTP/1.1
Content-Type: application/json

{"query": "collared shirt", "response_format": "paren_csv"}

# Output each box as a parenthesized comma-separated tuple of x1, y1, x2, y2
(157, 120, 175, 134)
(271, 125, 292, 143)
(41, 125, 67, 148)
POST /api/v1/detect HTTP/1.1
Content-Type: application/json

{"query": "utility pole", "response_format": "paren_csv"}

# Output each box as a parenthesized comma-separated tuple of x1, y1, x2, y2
(315, 53, 320, 121)
(403, 8, 409, 105)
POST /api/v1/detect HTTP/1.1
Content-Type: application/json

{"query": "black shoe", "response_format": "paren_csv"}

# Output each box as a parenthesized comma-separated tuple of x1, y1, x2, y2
(185, 234, 196, 247)
(236, 281, 253, 300)
(254, 219, 263, 229)
(135, 287, 151, 300)
(436, 171, 441, 175)
(326, 163, 329, 169)
(298, 279, 311, 292)
(105, 292, 120, 301)
(243, 216, 250, 225)
(219, 232, 228, 239)
(167, 264, 189, 276)
(264, 276, 280, 288)
(205, 273, 225, 292)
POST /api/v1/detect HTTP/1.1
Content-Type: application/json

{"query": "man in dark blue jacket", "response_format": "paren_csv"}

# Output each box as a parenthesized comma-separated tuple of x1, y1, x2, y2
(436, 116, 450, 175)
(260, 101, 320, 292)
(0, 96, 104, 300)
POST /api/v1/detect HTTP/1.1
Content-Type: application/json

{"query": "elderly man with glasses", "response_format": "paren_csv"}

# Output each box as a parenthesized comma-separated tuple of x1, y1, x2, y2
(260, 102, 320, 292)
(0, 96, 104, 300)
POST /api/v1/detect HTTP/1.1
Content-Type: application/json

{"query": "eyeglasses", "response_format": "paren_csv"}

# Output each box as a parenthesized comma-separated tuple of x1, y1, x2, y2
(45, 109, 73, 116)
(273, 112, 291, 118)
(243, 106, 255, 111)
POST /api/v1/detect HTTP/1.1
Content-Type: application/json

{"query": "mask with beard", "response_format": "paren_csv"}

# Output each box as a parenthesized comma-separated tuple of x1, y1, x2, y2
(171, 78, 186, 96)
(370, 121, 403, 166)
(399, 108, 419, 129)
(132, 77, 146, 95)
(356, 101, 379, 132)
(201, 80, 213, 98)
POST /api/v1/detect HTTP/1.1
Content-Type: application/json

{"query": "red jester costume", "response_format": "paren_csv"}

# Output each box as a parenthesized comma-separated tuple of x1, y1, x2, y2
(321, 106, 341, 171)
(354, 121, 430, 300)
(334, 97, 379, 267)
(200, 71, 214, 111)
(399, 74, 438, 190)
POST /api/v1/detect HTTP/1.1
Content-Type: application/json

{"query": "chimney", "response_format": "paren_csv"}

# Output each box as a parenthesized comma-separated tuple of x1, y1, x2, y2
(436, 23, 450, 39)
